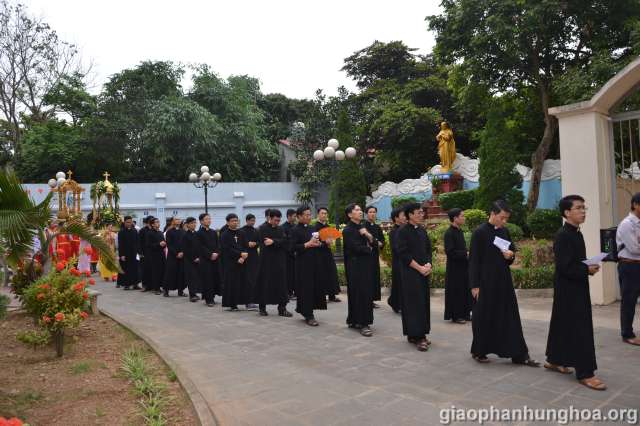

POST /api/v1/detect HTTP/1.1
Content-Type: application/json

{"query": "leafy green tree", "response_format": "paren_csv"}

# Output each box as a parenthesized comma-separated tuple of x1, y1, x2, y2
(258, 93, 315, 143)
(474, 100, 524, 224)
(328, 109, 367, 224)
(428, 0, 640, 210)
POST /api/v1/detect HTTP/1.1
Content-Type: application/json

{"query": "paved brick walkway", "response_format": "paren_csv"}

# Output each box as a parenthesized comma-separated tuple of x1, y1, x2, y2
(96, 281, 640, 426)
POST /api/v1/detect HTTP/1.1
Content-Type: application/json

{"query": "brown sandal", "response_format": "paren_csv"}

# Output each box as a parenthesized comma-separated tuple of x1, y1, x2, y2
(579, 377, 607, 391)
(472, 354, 490, 363)
(416, 339, 429, 351)
(623, 337, 640, 346)
(544, 363, 573, 374)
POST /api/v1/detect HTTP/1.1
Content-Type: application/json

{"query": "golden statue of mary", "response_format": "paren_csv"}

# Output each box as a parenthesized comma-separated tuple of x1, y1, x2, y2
(436, 121, 456, 173)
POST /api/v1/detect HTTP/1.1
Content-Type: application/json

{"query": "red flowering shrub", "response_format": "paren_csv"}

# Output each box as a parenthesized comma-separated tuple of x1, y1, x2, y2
(88, 278, 96, 285)
(55, 262, 65, 272)
(22, 263, 91, 333)
(0, 417, 26, 426)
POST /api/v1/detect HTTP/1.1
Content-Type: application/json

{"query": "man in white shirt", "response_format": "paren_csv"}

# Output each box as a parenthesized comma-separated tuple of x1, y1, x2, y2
(615, 192, 640, 346)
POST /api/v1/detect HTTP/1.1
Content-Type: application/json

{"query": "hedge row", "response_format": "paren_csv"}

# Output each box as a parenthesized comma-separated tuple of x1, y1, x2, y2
(336, 264, 554, 289)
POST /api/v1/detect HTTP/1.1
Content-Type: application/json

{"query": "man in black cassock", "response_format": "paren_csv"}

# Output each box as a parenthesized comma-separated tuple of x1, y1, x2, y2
(145, 217, 166, 295)
(396, 203, 432, 351)
(387, 207, 406, 313)
(163, 217, 186, 297)
(221, 213, 252, 311)
(343, 204, 375, 336)
(138, 216, 153, 291)
(545, 195, 606, 390)
(182, 217, 202, 303)
(197, 213, 222, 307)
(314, 207, 341, 302)
(444, 208, 472, 323)
(365, 206, 385, 308)
(240, 214, 260, 309)
(281, 209, 297, 299)
(255, 209, 292, 317)
(118, 216, 140, 291)
(292, 206, 325, 326)
(469, 200, 539, 366)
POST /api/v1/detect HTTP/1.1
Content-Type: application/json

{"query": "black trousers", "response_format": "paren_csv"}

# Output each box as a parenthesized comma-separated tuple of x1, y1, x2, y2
(618, 262, 640, 339)
(575, 367, 594, 380)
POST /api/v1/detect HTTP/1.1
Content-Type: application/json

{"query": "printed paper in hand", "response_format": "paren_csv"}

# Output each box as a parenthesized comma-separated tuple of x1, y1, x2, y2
(582, 252, 608, 266)
(493, 236, 511, 252)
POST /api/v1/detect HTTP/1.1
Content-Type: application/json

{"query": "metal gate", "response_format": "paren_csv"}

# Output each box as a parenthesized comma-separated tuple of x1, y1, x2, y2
(612, 110, 640, 223)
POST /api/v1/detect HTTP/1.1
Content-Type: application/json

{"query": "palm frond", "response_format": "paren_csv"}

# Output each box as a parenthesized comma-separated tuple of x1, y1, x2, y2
(58, 219, 121, 273)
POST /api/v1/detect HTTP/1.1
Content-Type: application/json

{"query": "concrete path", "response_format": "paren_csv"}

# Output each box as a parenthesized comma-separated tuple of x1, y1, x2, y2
(96, 281, 640, 426)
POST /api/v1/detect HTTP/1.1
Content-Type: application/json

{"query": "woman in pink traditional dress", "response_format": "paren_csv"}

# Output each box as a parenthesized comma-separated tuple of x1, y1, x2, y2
(77, 239, 92, 274)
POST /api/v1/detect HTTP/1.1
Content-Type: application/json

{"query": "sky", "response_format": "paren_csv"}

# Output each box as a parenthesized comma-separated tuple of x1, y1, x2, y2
(24, 0, 441, 99)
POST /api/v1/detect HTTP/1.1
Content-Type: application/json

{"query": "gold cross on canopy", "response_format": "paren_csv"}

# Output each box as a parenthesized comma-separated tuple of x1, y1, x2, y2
(67, 170, 73, 180)
(103, 171, 110, 180)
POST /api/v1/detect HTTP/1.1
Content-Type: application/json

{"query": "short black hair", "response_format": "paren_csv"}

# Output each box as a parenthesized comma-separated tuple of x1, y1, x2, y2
(124, 215, 132, 221)
(286, 209, 296, 217)
(403, 202, 423, 219)
(142, 217, 149, 224)
(345, 203, 359, 217)
(150, 217, 160, 225)
(390, 207, 402, 222)
(317, 207, 328, 214)
(246, 213, 255, 221)
(185, 217, 196, 224)
(559, 195, 585, 218)
(269, 209, 282, 218)
(199, 213, 209, 222)
(490, 200, 511, 215)
(448, 208, 463, 222)
(264, 208, 271, 217)
(365, 205, 377, 213)
(632, 192, 640, 210)
(226, 213, 238, 222)
(296, 206, 310, 216)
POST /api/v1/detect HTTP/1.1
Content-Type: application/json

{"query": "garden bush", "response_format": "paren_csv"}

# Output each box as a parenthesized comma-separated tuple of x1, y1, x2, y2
(391, 195, 418, 210)
(505, 223, 524, 241)
(0, 294, 9, 320)
(527, 209, 562, 239)
(380, 232, 392, 266)
(463, 209, 487, 232)
(511, 266, 554, 289)
(439, 189, 476, 211)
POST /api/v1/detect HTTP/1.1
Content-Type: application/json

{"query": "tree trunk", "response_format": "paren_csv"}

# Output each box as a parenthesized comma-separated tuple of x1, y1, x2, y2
(53, 328, 64, 357)
(527, 86, 559, 212)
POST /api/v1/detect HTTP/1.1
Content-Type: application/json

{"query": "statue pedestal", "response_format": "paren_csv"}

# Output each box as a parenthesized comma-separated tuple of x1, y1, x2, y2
(421, 172, 464, 222)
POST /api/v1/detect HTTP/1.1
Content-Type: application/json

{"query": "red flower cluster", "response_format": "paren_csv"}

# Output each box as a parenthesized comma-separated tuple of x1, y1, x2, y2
(84, 271, 91, 277)
(55, 262, 65, 272)
(82, 292, 89, 300)
(0, 417, 24, 426)
(70, 268, 81, 277)
(38, 283, 50, 290)
(42, 315, 51, 323)
(54, 312, 65, 322)
(88, 278, 96, 286)
(73, 281, 85, 293)
(80, 311, 89, 320)
(36, 293, 45, 300)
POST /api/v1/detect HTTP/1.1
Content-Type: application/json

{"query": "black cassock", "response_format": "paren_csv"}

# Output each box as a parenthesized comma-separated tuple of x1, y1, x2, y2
(314, 222, 340, 297)
(364, 220, 385, 301)
(343, 221, 374, 327)
(197, 226, 222, 304)
(117, 227, 139, 288)
(292, 223, 327, 318)
(281, 221, 297, 296)
(163, 228, 185, 291)
(139, 227, 152, 290)
(469, 222, 529, 359)
(221, 228, 251, 307)
(546, 223, 597, 377)
(254, 223, 288, 306)
(387, 224, 403, 312)
(182, 229, 202, 296)
(145, 229, 166, 291)
(396, 224, 432, 338)
(240, 225, 260, 297)
(444, 225, 472, 321)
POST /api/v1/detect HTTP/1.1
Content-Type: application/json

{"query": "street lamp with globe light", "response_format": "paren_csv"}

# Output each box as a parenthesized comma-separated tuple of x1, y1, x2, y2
(313, 138, 357, 260)
(188, 166, 222, 214)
